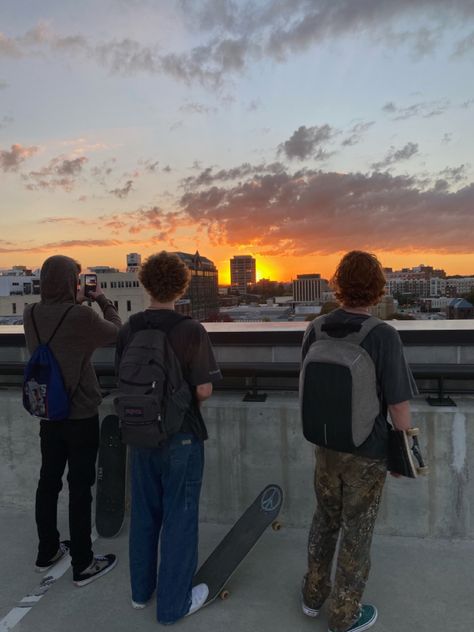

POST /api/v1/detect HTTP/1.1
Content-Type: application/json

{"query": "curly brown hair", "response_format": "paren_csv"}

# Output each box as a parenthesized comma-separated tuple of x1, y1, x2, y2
(332, 250, 386, 308)
(139, 251, 191, 303)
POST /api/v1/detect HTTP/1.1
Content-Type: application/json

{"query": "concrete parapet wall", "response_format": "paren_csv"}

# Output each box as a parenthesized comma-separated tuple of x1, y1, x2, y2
(1, 389, 473, 539)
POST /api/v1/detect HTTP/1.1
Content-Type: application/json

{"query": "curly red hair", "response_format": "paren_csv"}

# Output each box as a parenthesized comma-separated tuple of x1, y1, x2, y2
(332, 250, 386, 308)
(139, 251, 190, 303)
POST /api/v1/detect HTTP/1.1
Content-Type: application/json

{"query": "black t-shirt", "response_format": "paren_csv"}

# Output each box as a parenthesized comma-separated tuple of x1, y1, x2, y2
(116, 309, 222, 441)
(302, 309, 418, 459)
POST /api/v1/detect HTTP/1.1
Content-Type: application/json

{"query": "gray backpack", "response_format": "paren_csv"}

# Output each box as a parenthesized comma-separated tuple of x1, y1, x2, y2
(300, 314, 382, 452)
(114, 312, 193, 448)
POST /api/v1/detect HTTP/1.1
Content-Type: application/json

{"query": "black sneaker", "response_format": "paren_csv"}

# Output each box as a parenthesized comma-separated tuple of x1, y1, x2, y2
(73, 554, 117, 587)
(35, 540, 70, 573)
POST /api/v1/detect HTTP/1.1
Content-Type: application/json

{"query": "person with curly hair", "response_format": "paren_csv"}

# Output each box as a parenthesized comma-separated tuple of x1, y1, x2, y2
(300, 251, 417, 632)
(115, 251, 221, 624)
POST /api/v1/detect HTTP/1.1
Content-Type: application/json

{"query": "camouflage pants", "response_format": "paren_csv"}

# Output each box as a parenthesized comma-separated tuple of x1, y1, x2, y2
(302, 447, 386, 632)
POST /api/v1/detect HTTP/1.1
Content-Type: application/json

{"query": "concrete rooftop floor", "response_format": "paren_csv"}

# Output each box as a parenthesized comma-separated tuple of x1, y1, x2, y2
(1, 510, 474, 632)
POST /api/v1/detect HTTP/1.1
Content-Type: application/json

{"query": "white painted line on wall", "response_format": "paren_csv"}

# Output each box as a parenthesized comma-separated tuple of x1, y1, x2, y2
(0, 530, 98, 632)
(452, 412, 467, 473)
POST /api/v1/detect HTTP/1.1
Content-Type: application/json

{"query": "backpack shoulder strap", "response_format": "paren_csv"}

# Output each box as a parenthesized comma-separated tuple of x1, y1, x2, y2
(30, 303, 42, 345)
(129, 312, 149, 334)
(46, 305, 75, 345)
(30, 303, 74, 346)
(311, 315, 329, 340)
(134, 311, 190, 336)
(349, 315, 383, 345)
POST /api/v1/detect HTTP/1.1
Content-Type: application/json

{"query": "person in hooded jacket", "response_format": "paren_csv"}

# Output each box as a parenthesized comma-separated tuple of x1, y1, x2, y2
(23, 255, 122, 586)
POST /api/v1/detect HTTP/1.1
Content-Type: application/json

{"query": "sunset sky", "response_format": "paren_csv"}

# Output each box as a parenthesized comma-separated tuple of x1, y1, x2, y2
(1, 1, 474, 284)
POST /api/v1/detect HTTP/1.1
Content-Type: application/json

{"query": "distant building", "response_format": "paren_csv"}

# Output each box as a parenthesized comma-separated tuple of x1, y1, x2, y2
(369, 295, 396, 320)
(126, 252, 142, 272)
(220, 304, 291, 322)
(445, 277, 474, 297)
(230, 255, 256, 293)
(0, 252, 213, 322)
(89, 266, 119, 274)
(174, 251, 218, 321)
(447, 298, 474, 319)
(293, 274, 329, 303)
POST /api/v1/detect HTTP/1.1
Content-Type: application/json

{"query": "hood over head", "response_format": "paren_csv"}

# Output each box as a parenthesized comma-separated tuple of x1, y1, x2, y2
(40, 255, 80, 304)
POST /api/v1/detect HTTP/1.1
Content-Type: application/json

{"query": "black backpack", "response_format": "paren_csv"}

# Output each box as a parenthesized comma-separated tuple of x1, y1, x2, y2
(114, 312, 192, 448)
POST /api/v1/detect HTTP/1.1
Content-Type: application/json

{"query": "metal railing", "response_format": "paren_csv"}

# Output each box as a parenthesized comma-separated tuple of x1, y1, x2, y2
(2, 359, 474, 406)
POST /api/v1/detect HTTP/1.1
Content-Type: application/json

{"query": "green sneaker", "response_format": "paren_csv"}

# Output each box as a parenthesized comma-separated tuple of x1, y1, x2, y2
(329, 604, 378, 632)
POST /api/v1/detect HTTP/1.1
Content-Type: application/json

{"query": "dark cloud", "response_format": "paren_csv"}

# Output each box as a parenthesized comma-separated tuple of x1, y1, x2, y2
(452, 30, 474, 56)
(169, 120, 184, 131)
(247, 99, 261, 112)
(371, 142, 419, 170)
(91, 158, 117, 185)
(182, 161, 286, 188)
(279, 125, 335, 161)
(0, 239, 122, 254)
(0, 115, 14, 129)
(109, 179, 134, 198)
(95, 206, 187, 241)
(439, 164, 469, 184)
(381, 99, 450, 120)
(39, 216, 94, 226)
(179, 101, 218, 115)
(0, 143, 38, 172)
(24, 155, 88, 191)
(139, 159, 160, 173)
(177, 165, 474, 255)
(56, 157, 87, 176)
(3, 3, 473, 88)
(341, 121, 374, 147)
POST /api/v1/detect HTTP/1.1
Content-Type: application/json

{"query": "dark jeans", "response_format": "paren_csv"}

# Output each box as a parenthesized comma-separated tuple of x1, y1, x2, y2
(36, 415, 99, 575)
(129, 433, 204, 624)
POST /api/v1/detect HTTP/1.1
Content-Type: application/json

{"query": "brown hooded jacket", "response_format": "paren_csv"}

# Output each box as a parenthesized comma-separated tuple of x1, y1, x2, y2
(23, 255, 122, 419)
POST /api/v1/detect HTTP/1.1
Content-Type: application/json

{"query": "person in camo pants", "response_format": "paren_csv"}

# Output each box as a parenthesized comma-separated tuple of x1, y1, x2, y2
(300, 251, 418, 632)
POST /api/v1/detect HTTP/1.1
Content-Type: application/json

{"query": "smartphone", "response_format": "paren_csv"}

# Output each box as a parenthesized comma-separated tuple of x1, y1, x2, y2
(84, 273, 97, 297)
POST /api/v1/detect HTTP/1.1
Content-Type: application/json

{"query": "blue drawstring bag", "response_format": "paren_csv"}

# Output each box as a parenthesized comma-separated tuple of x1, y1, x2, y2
(23, 304, 73, 421)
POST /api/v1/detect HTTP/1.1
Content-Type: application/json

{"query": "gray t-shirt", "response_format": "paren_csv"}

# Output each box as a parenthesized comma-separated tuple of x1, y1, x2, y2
(302, 309, 418, 459)
(116, 309, 222, 441)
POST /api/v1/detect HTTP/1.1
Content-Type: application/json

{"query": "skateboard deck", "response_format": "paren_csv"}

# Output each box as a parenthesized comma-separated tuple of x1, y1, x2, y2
(388, 427, 429, 478)
(95, 414, 127, 537)
(193, 484, 283, 606)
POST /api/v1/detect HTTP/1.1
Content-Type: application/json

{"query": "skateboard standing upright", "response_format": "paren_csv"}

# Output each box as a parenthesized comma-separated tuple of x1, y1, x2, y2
(95, 414, 127, 537)
(193, 484, 283, 606)
(388, 426, 429, 478)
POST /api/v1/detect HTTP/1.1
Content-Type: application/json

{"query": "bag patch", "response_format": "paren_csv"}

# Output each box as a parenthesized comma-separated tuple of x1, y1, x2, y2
(300, 314, 382, 452)
(114, 313, 192, 448)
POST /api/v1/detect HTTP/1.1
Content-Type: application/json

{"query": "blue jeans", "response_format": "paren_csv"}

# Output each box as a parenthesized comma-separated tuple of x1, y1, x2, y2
(129, 433, 204, 624)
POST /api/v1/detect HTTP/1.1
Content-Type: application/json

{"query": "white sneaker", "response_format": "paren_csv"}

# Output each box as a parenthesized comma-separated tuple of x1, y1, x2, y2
(302, 600, 320, 618)
(131, 600, 148, 609)
(185, 583, 209, 617)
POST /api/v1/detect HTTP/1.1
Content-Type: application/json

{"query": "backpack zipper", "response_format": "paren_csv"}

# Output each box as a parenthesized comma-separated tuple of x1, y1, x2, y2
(119, 377, 155, 387)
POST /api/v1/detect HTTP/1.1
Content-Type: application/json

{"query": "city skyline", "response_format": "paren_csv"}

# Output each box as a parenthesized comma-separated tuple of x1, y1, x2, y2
(1, 2, 474, 284)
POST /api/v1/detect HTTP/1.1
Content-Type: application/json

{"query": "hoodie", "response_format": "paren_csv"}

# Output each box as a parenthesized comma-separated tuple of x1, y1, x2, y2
(23, 255, 122, 419)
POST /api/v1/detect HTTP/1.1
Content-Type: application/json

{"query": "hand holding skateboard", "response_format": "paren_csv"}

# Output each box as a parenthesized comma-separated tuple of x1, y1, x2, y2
(388, 427, 429, 479)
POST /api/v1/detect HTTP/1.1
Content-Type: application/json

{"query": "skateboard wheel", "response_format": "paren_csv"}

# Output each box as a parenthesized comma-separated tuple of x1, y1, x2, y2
(417, 466, 429, 476)
(220, 590, 230, 600)
(407, 427, 420, 437)
(272, 520, 282, 531)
